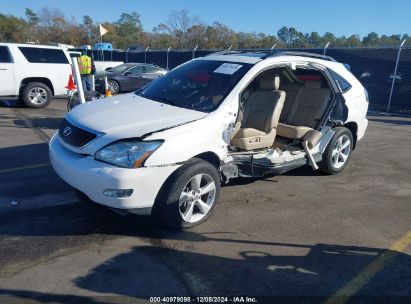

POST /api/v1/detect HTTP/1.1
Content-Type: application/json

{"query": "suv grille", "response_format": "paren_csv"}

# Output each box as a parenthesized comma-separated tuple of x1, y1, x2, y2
(59, 119, 97, 148)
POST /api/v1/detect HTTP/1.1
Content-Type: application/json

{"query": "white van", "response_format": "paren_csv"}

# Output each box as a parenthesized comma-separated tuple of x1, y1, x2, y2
(0, 43, 71, 108)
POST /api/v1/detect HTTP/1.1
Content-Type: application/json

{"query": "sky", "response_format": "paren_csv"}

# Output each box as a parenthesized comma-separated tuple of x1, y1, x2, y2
(1, 0, 410, 38)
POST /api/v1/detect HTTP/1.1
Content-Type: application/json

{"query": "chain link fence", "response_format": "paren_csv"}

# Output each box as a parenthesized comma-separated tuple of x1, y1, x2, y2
(84, 46, 411, 115)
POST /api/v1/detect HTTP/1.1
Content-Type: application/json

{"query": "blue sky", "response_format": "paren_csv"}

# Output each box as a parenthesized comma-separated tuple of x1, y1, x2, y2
(2, 0, 410, 37)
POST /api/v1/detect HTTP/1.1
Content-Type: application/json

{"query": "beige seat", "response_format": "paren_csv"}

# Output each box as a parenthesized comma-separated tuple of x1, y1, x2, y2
(231, 75, 285, 150)
(278, 80, 331, 139)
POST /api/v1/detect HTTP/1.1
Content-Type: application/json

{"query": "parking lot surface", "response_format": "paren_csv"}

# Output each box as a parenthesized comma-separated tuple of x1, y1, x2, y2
(0, 98, 410, 303)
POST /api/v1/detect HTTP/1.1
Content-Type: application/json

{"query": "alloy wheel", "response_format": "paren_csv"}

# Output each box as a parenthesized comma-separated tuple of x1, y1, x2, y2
(28, 87, 48, 105)
(178, 173, 216, 223)
(331, 134, 351, 169)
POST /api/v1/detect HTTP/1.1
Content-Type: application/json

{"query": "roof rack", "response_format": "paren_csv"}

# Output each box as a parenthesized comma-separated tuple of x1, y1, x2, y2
(206, 49, 338, 62)
(206, 50, 271, 56)
(267, 51, 337, 62)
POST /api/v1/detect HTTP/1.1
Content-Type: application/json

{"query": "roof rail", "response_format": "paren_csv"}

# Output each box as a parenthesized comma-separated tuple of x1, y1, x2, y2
(268, 51, 337, 62)
(206, 50, 271, 56)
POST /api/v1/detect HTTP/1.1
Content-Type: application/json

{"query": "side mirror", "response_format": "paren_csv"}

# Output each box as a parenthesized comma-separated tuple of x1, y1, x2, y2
(105, 67, 112, 71)
(124, 71, 132, 76)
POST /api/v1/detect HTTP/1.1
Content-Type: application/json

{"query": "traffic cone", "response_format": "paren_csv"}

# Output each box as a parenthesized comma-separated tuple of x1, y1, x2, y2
(105, 89, 112, 97)
(65, 74, 76, 91)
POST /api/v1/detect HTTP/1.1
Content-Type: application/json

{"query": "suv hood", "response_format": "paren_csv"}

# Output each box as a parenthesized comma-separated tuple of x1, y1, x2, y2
(67, 93, 207, 137)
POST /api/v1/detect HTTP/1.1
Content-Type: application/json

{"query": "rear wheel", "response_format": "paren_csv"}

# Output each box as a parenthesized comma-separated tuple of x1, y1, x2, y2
(153, 158, 220, 229)
(21, 82, 52, 108)
(319, 127, 353, 175)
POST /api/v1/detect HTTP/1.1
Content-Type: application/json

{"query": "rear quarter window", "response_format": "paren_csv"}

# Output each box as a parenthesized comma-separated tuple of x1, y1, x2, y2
(329, 69, 352, 93)
(0, 46, 12, 63)
(18, 47, 69, 64)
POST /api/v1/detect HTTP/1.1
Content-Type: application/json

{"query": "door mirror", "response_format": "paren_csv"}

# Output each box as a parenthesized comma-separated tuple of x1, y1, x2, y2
(105, 67, 112, 71)
(124, 71, 131, 76)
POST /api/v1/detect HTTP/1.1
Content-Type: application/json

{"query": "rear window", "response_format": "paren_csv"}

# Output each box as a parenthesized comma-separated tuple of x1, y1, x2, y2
(329, 69, 352, 93)
(0, 46, 12, 63)
(18, 47, 69, 64)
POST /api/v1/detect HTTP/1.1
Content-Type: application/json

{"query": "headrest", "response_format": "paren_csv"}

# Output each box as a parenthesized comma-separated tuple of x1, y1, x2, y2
(304, 81, 321, 89)
(259, 75, 280, 90)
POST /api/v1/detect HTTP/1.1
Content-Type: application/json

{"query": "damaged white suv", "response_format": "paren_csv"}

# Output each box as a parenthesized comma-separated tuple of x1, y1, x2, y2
(49, 51, 369, 228)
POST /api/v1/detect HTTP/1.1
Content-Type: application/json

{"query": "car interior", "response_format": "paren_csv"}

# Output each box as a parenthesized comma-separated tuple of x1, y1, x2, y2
(229, 65, 335, 169)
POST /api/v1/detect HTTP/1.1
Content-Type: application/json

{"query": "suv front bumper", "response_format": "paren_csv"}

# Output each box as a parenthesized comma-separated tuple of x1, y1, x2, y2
(49, 133, 180, 211)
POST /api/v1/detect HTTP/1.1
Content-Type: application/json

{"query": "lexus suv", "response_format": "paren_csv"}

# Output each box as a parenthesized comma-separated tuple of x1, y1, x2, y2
(49, 51, 369, 228)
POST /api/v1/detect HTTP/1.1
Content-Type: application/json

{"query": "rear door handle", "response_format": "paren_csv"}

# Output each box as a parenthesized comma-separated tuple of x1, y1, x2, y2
(0, 68, 8, 70)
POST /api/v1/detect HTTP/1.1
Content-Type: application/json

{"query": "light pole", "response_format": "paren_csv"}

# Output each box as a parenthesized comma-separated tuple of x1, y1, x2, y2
(323, 41, 330, 58)
(192, 45, 198, 59)
(166, 46, 171, 70)
(145, 46, 150, 63)
(387, 39, 407, 112)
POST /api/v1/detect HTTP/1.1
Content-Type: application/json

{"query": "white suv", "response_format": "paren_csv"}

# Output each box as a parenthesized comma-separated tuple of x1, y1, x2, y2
(49, 51, 369, 228)
(0, 43, 71, 108)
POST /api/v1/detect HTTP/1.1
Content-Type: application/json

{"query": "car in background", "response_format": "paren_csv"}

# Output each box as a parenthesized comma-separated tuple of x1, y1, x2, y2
(78, 45, 92, 50)
(94, 43, 113, 51)
(0, 43, 71, 108)
(95, 63, 167, 94)
(127, 45, 145, 53)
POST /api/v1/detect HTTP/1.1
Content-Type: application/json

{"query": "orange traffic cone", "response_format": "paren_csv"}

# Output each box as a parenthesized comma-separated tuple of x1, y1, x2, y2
(65, 74, 76, 91)
(105, 89, 112, 97)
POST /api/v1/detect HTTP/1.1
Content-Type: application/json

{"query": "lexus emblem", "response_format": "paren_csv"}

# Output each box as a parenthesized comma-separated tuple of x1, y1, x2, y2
(63, 127, 72, 137)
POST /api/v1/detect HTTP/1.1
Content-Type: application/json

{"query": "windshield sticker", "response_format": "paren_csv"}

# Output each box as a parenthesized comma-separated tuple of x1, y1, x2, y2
(214, 63, 243, 75)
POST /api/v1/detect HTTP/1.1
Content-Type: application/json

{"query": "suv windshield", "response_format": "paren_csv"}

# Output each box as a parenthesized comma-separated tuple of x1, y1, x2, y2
(136, 60, 252, 112)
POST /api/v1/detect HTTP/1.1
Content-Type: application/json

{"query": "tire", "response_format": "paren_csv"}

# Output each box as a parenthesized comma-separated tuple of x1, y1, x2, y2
(108, 80, 120, 94)
(21, 82, 52, 108)
(319, 127, 354, 175)
(153, 158, 221, 229)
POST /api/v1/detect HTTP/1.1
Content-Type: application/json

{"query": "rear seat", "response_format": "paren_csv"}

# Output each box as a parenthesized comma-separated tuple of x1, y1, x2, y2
(278, 80, 331, 139)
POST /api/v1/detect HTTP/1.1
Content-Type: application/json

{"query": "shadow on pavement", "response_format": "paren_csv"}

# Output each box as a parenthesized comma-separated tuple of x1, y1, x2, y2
(74, 243, 411, 299)
(12, 117, 63, 129)
(1, 240, 410, 303)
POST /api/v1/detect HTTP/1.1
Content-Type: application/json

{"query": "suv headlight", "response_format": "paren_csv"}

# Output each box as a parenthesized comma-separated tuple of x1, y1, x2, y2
(95, 140, 163, 168)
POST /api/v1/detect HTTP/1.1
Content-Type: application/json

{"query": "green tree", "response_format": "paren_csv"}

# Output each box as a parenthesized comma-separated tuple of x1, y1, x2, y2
(0, 14, 27, 42)
(25, 8, 39, 25)
(115, 11, 143, 48)
(308, 32, 322, 47)
(362, 32, 379, 47)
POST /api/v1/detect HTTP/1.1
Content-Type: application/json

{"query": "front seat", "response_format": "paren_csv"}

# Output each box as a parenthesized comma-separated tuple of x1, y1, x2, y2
(231, 75, 285, 150)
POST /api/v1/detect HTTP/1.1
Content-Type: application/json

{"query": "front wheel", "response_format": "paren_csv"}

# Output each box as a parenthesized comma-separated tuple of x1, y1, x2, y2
(153, 158, 221, 229)
(319, 127, 353, 175)
(108, 80, 120, 94)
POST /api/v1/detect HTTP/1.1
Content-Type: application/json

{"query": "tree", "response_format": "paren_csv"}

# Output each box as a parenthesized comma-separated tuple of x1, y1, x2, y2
(346, 34, 361, 47)
(322, 32, 336, 46)
(166, 10, 199, 49)
(277, 26, 300, 46)
(362, 32, 379, 47)
(25, 8, 39, 25)
(0, 14, 27, 42)
(82, 15, 97, 44)
(308, 32, 322, 47)
(115, 11, 143, 48)
(38, 7, 67, 43)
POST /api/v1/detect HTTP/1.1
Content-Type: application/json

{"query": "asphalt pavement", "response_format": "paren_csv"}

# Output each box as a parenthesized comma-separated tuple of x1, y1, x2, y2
(0, 98, 410, 304)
